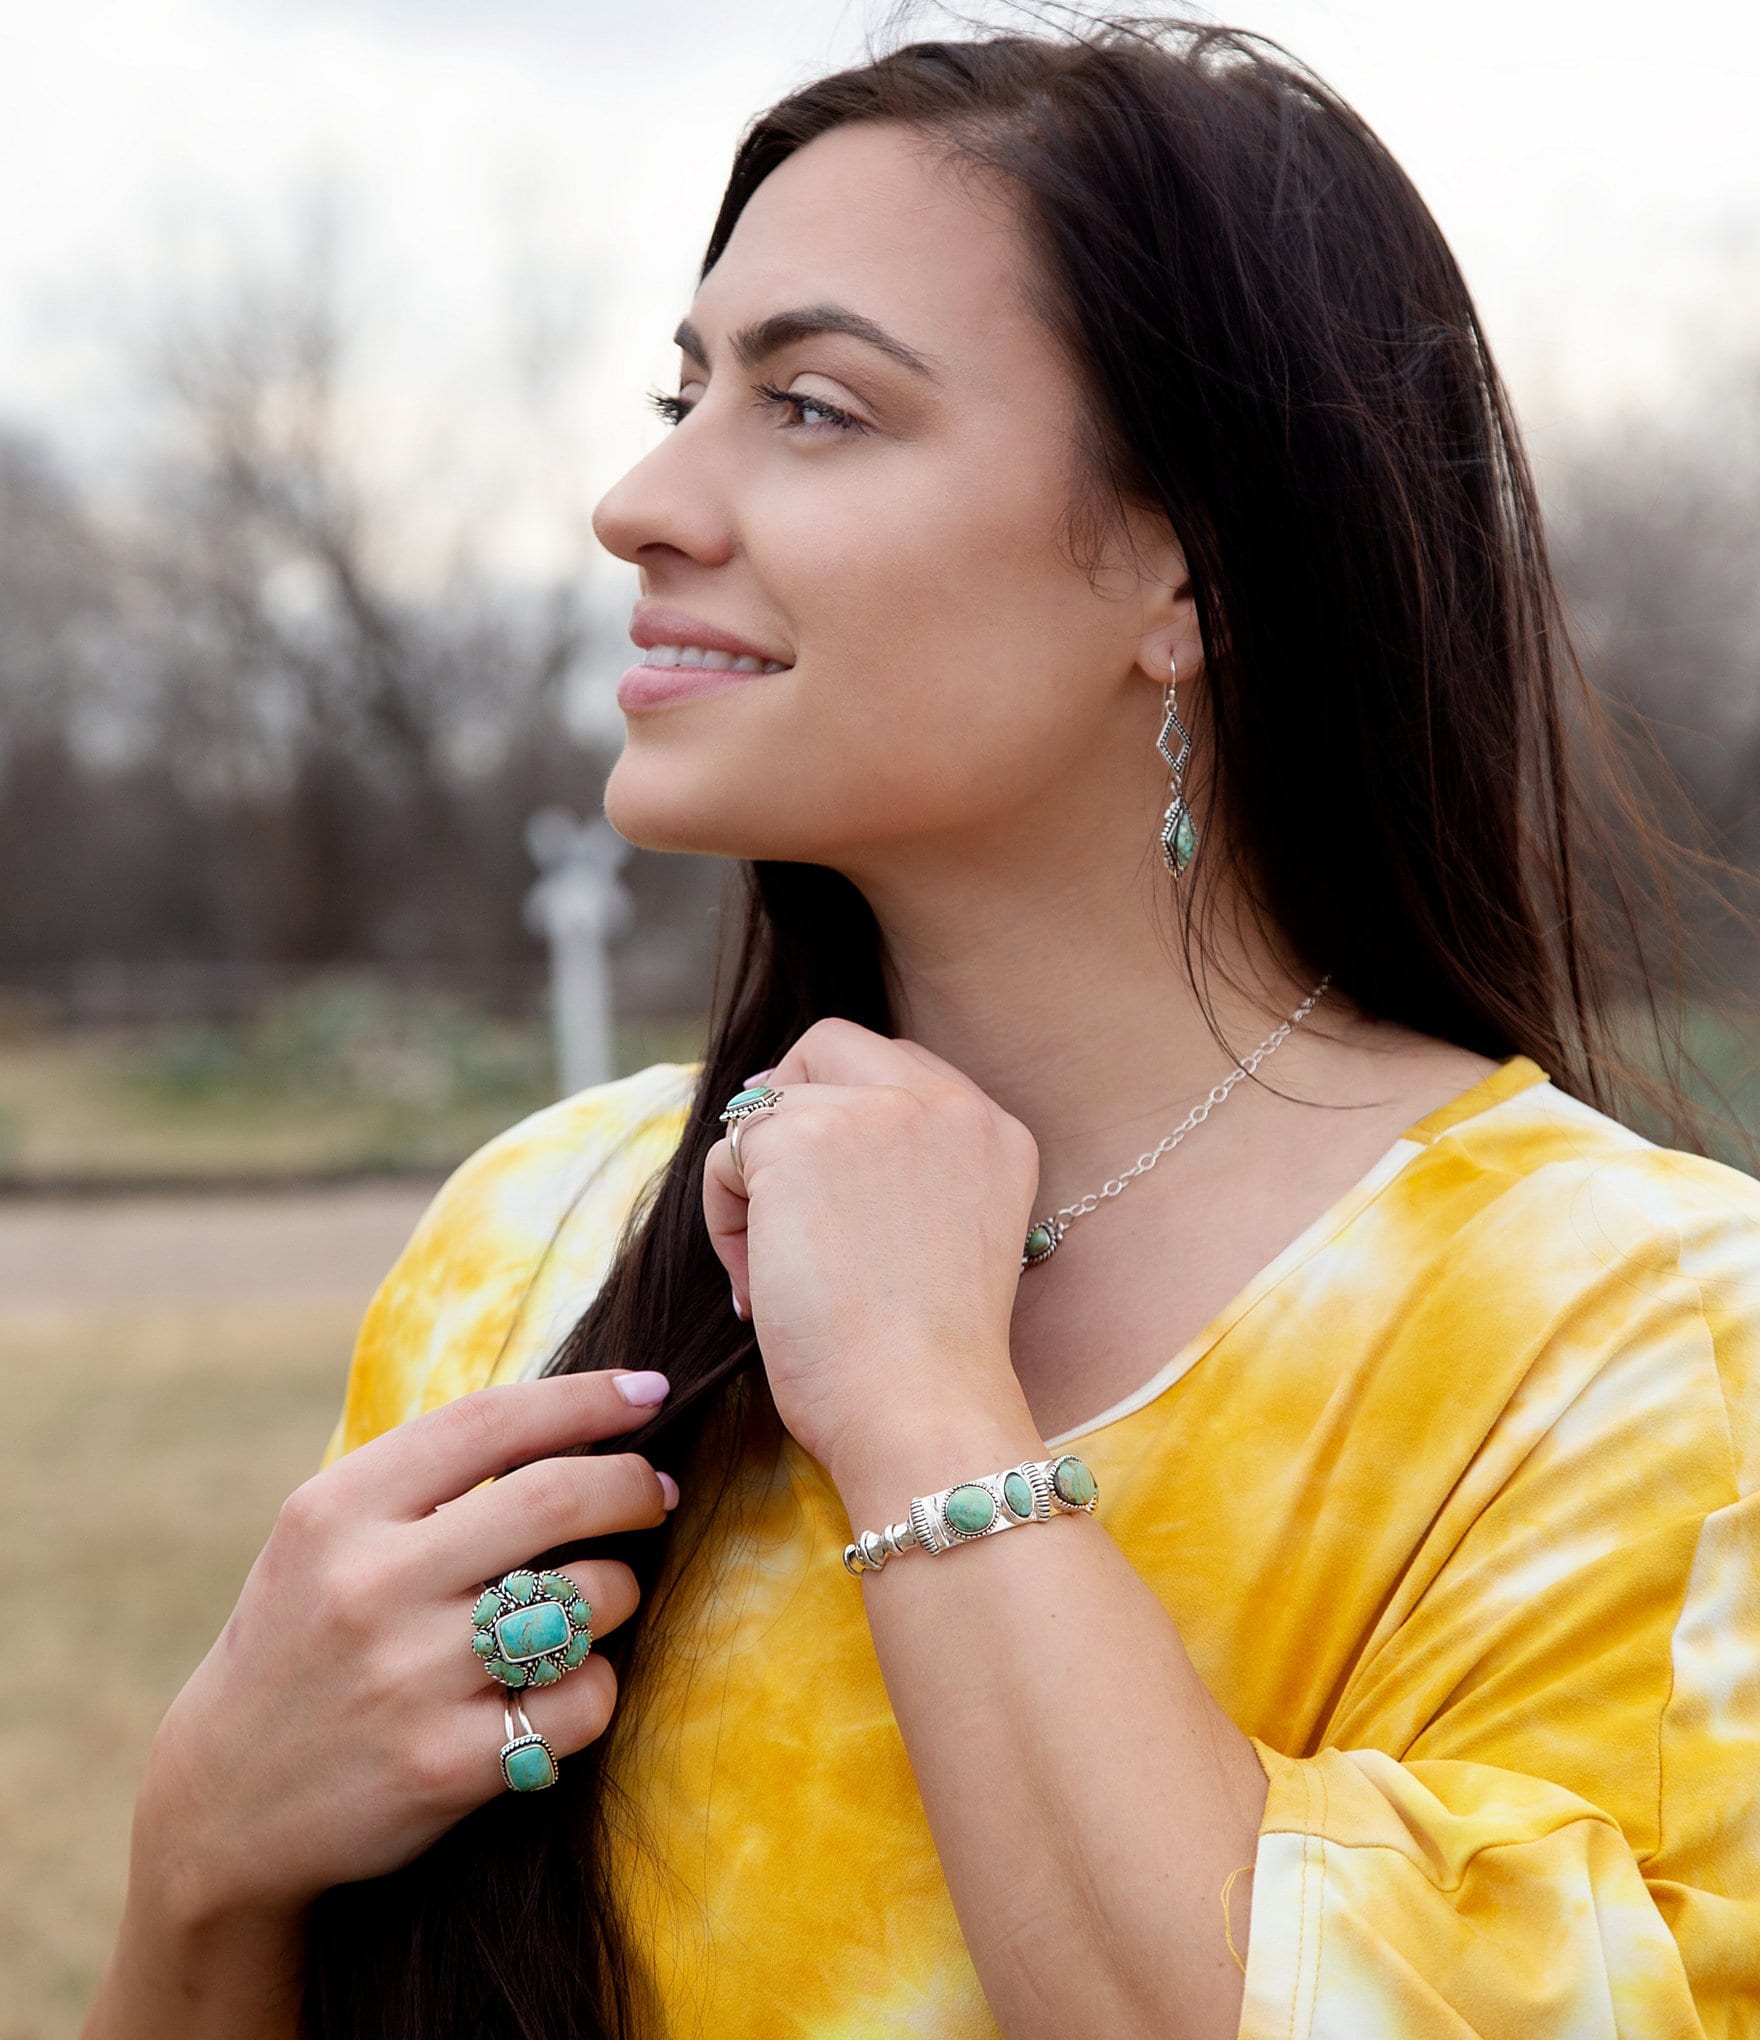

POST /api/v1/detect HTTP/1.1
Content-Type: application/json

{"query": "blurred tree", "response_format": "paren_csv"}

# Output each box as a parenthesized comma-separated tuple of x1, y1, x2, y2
(128, 194, 593, 966)
(3, 197, 1750, 1029)
(0, 191, 722, 1021)
(1536, 351, 1760, 1021)
(1546, 351, 1760, 912)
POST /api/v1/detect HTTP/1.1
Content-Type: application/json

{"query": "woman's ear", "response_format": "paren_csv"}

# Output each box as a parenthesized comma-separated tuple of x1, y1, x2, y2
(1136, 575, 1205, 691)
(1140, 617, 1205, 690)
(1124, 515, 1204, 689)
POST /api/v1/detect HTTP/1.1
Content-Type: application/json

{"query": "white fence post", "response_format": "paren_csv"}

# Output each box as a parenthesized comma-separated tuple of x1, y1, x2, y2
(522, 808, 634, 1098)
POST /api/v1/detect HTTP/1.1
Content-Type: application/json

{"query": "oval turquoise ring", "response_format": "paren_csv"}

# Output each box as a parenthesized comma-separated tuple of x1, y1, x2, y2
(470, 1570, 593, 1690)
(719, 1083, 783, 1126)
(719, 1083, 782, 1180)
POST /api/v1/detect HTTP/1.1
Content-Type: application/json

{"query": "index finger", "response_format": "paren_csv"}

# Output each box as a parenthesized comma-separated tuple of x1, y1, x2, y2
(881, 1032, 994, 1102)
(322, 1370, 670, 1520)
(771, 1015, 991, 1105)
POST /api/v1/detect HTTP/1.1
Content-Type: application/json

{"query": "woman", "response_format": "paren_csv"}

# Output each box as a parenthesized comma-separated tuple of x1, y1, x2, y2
(85, 15, 1760, 2040)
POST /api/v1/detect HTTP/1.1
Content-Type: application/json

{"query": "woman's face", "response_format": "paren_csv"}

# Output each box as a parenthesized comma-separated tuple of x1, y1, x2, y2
(591, 120, 1193, 880)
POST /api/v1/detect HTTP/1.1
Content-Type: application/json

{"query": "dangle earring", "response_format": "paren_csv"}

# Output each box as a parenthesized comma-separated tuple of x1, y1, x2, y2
(1157, 652, 1198, 877)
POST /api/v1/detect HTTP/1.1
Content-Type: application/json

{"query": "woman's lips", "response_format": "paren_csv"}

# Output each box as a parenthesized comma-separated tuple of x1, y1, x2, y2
(616, 659, 787, 711)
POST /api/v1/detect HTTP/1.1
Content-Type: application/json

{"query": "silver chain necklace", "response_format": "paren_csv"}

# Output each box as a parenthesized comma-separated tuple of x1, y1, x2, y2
(1019, 973, 1334, 1270)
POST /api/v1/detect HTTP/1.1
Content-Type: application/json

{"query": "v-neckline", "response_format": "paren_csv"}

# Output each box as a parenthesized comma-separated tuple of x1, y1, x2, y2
(1035, 1051, 1554, 1451)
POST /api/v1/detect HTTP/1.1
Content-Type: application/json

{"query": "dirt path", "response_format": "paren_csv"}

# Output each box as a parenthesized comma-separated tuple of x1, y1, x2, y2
(0, 1177, 439, 1317)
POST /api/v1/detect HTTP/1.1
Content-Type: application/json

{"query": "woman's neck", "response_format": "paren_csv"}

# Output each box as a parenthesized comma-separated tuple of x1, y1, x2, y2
(857, 850, 1351, 1205)
(848, 845, 1501, 1439)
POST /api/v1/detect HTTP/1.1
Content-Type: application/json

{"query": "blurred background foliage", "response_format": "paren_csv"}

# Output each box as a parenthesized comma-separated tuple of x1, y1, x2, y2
(0, 211, 725, 1196)
(0, 230, 1755, 1185)
(0, 979, 709, 1186)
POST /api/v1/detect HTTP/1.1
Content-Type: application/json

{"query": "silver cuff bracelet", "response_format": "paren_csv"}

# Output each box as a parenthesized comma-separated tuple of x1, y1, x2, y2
(842, 1453, 1099, 1575)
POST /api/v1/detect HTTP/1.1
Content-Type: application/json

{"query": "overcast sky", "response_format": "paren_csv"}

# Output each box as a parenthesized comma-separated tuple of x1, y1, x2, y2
(3, 0, 1756, 581)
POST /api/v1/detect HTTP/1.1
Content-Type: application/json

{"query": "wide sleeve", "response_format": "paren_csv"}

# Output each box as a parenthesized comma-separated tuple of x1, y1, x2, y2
(1237, 1155, 1760, 2039)
(320, 1064, 698, 1468)
(317, 1137, 528, 1469)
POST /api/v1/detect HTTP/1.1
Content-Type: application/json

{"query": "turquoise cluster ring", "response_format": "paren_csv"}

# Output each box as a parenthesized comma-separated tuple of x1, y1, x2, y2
(470, 1569, 593, 1690)
(718, 1083, 783, 1180)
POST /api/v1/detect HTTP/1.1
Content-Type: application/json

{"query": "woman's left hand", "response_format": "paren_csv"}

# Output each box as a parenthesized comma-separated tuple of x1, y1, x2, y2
(702, 1017, 1041, 1485)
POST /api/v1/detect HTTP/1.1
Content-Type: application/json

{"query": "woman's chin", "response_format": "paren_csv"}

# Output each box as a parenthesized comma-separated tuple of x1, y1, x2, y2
(602, 754, 774, 859)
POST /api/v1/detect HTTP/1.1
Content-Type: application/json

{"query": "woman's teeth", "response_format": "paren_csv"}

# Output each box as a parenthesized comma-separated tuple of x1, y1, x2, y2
(642, 645, 789, 673)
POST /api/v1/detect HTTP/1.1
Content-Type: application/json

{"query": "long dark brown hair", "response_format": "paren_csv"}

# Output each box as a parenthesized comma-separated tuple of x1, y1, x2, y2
(303, 10, 1758, 2033)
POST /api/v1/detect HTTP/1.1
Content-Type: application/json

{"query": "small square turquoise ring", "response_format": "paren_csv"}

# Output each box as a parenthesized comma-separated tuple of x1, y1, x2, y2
(719, 1083, 783, 1181)
(499, 1699, 559, 1793)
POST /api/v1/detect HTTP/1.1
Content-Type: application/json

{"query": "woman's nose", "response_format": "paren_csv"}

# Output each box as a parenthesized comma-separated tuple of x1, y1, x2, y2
(592, 436, 732, 571)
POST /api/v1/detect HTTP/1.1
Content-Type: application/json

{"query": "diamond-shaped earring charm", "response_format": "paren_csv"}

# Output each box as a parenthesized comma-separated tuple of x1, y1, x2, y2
(1156, 666, 1198, 877)
(1161, 793, 1198, 875)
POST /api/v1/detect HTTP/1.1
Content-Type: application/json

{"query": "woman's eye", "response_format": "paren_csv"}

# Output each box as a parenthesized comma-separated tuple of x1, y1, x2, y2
(752, 381, 868, 434)
(642, 383, 869, 436)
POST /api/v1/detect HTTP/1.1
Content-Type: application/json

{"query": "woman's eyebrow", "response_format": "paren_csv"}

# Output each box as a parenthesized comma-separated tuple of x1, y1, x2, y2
(671, 304, 943, 384)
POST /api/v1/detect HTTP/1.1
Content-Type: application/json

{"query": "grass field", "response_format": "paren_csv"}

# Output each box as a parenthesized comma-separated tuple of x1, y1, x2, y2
(0, 1183, 435, 2040)
(0, 989, 708, 1188)
(0, 1000, 717, 2033)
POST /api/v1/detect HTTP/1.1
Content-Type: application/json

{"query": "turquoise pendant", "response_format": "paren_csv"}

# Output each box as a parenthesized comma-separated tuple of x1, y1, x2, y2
(1022, 1219, 1059, 1268)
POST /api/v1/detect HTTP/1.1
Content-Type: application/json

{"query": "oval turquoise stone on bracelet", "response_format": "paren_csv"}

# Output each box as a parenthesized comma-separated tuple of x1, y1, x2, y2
(945, 1483, 998, 1535)
(1052, 1456, 1099, 1508)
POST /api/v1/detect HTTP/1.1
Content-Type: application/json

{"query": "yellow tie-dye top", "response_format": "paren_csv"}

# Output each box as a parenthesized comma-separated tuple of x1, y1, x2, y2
(325, 1052, 1760, 2038)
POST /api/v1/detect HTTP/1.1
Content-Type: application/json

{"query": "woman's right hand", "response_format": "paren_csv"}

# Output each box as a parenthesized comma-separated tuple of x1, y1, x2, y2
(129, 1368, 676, 1926)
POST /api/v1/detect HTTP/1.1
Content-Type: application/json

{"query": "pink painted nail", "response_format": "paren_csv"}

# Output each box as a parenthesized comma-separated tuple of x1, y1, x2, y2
(731, 1283, 749, 1322)
(658, 1471, 681, 1510)
(613, 1370, 670, 1406)
(742, 1066, 776, 1085)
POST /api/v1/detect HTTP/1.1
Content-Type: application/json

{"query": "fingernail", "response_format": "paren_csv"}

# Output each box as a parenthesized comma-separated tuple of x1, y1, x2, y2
(730, 1283, 748, 1322)
(742, 1066, 776, 1085)
(658, 1471, 680, 1510)
(613, 1370, 670, 1406)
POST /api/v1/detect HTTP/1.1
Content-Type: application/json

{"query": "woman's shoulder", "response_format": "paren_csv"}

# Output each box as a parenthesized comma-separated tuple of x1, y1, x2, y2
(1314, 1058, 1760, 1381)
(1431, 1064, 1760, 1293)
(1395, 1068, 1760, 1487)
(475, 1055, 701, 1172)
(447, 1056, 700, 1216)
(384, 1057, 703, 1294)
(322, 1059, 703, 1463)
